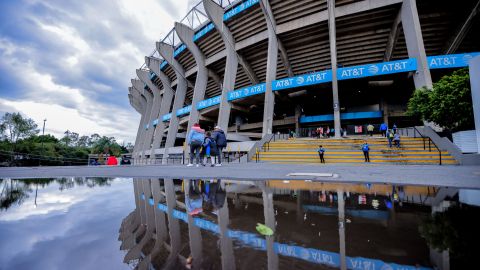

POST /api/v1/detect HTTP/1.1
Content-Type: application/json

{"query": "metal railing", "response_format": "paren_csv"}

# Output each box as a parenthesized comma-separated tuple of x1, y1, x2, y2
(255, 133, 289, 162)
(397, 126, 442, 165)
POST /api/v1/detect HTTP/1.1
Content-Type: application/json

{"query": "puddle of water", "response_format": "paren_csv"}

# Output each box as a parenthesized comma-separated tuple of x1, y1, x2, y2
(1, 178, 479, 269)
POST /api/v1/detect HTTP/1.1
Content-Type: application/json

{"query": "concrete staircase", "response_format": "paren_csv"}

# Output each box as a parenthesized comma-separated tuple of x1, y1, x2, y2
(256, 136, 458, 165)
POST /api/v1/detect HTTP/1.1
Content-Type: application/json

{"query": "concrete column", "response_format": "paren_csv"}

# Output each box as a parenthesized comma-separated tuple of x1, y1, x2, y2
(184, 180, 203, 268)
(295, 105, 302, 137)
(401, 0, 433, 89)
(260, 0, 278, 136)
(203, 0, 239, 133)
(131, 86, 149, 160)
(129, 90, 142, 154)
(157, 42, 188, 163)
(146, 56, 175, 155)
(130, 88, 147, 157)
(164, 179, 182, 261)
(327, 0, 342, 138)
(137, 69, 163, 156)
(337, 189, 347, 270)
(217, 182, 236, 270)
(469, 56, 480, 153)
(260, 181, 278, 270)
(380, 98, 389, 126)
(175, 22, 208, 138)
(150, 179, 167, 252)
(133, 79, 154, 160)
(124, 179, 155, 263)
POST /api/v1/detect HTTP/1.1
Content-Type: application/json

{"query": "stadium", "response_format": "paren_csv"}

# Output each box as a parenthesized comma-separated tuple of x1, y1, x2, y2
(128, 0, 480, 164)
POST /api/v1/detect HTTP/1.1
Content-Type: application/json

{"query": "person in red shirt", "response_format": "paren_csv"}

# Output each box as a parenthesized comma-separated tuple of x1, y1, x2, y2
(106, 155, 118, 166)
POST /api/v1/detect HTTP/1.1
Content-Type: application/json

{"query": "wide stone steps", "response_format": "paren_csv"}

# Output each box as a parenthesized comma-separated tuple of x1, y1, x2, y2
(255, 138, 458, 165)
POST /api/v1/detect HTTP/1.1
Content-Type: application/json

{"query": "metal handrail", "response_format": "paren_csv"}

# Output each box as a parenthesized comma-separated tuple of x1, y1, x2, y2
(398, 126, 442, 165)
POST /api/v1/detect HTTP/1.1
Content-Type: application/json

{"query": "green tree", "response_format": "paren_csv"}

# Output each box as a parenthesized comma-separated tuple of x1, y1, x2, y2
(407, 69, 473, 131)
(0, 112, 39, 143)
(419, 205, 480, 269)
(77, 135, 90, 148)
(91, 136, 124, 156)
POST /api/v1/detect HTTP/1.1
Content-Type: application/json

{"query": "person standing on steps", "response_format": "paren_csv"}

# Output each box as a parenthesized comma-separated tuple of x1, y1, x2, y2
(393, 133, 401, 148)
(387, 129, 394, 148)
(187, 123, 205, 167)
(367, 124, 374, 136)
(362, 141, 370, 162)
(392, 123, 398, 134)
(380, 122, 388, 137)
(212, 126, 227, 166)
(318, 145, 325, 163)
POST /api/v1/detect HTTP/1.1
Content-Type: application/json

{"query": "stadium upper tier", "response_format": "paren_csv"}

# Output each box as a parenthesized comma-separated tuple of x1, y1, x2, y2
(144, 0, 479, 104)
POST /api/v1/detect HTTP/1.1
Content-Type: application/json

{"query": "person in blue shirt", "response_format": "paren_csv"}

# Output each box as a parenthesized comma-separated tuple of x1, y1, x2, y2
(362, 141, 370, 162)
(380, 122, 388, 137)
(318, 145, 325, 163)
(187, 123, 205, 167)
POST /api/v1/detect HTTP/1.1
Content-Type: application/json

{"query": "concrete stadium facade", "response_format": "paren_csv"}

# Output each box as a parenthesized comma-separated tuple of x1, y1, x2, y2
(128, 0, 480, 163)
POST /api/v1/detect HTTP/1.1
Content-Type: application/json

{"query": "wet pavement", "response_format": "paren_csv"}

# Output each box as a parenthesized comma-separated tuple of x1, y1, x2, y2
(1, 177, 479, 270)
(1, 163, 480, 188)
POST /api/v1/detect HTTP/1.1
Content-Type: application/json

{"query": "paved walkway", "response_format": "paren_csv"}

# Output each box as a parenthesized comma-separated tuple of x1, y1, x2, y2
(1, 163, 479, 188)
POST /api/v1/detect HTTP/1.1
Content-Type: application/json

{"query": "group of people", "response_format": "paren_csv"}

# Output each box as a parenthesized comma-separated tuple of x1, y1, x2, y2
(317, 123, 403, 163)
(89, 154, 131, 166)
(318, 141, 373, 163)
(186, 123, 227, 167)
(313, 127, 337, 138)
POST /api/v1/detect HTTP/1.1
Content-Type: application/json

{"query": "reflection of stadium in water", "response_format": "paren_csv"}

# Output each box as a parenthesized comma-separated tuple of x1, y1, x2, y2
(119, 179, 449, 270)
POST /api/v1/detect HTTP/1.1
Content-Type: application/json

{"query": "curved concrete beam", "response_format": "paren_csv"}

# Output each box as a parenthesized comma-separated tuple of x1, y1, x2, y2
(259, 0, 278, 135)
(132, 79, 154, 158)
(157, 42, 188, 162)
(175, 22, 208, 138)
(137, 69, 163, 155)
(203, 0, 238, 133)
(130, 86, 148, 156)
(146, 56, 175, 154)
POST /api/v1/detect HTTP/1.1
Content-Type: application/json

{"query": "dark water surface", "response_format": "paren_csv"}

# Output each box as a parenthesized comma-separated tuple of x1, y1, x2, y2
(1, 178, 479, 270)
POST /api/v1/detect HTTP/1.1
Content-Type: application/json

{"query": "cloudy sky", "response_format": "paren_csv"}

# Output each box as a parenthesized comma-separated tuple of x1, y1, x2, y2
(0, 0, 197, 144)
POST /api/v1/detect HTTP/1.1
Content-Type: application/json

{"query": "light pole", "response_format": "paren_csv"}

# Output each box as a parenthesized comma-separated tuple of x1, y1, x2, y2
(40, 119, 46, 166)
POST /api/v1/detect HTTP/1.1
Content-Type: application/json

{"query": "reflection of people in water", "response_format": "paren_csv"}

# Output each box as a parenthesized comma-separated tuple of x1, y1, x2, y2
(201, 179, 226, 212)
(186, 180, 203, 216)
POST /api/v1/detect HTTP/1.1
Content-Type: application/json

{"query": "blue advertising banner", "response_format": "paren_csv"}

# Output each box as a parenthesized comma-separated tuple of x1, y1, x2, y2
(172, 209, 188, 222)
(223, 0, 259, 21)
(193, 23, 215, 42)
(173, 44, 187, 57)
(337, 58, 417, 80)
(152, 119, 159, 126)
(299, 111, 383, 124)
(150, 72, 157, 80)
(228, 83, 266, 101)
(272, 70, 332, 91)
(157, 203, 168, 212)
(427, 52, 480, 69)
(164, 207, 431, 270)
(176, 105, 192, 117)
(160, 60, 168, 70)
(162, 113, 171, 122)
(197, 95, 221, 110)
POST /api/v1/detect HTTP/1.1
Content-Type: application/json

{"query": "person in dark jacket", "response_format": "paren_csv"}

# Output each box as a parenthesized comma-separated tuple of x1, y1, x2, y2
(202, 132, 217, 167)
(212, 126, 227, 166)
